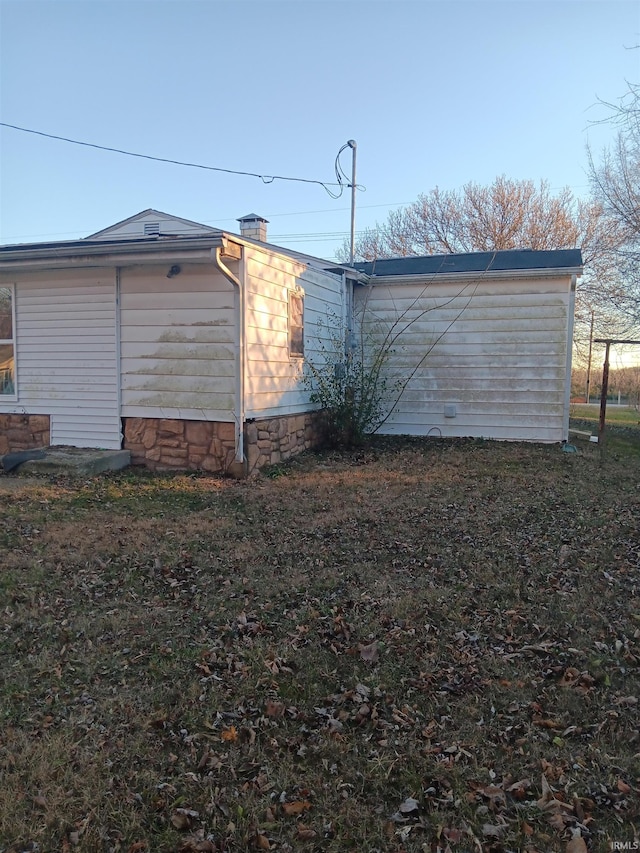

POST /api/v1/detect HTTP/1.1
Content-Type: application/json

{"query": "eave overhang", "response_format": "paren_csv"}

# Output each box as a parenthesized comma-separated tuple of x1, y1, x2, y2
(0, 234, 239, 272)
(359, 265, 583, 286)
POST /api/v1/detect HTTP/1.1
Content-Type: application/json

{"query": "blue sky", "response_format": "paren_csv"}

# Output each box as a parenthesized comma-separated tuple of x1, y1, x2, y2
(1, 0, 638, 261)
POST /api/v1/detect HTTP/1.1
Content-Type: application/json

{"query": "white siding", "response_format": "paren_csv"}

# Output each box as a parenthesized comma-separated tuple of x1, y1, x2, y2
(357, 276, 573, 442)
(0, 269, 121, 448)
(119, 265, 237, 421)
(244, 248, 344, 418)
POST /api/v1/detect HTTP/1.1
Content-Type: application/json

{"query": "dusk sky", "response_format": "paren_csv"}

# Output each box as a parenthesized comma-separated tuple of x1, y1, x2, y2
(1, 0, 638, 263)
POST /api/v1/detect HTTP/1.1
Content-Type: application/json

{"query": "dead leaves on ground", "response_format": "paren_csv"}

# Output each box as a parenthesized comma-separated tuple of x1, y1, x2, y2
(3, 442, 640, 852)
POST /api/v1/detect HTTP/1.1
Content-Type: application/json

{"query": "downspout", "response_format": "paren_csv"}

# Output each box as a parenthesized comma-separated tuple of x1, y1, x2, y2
(212, 245, 245, 475)
(115, 267, 123, 447)
(562, 274, 577, 442)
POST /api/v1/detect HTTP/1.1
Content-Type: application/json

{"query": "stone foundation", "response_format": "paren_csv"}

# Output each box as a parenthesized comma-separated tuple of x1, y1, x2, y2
(0, 414, 50, 455)
(123, 418, 237, 474)
(244, 412, 323, 474)
(123, 412, 324, 476)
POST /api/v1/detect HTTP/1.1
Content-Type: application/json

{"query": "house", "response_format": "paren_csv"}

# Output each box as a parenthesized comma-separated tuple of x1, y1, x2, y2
(0, 209, 582, 472)
(0, 209, 349, 474)
(352, 249, 582, 443)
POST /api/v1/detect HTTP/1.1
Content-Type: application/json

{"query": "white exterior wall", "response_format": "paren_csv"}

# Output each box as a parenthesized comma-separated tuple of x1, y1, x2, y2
(357, 275, 573, 442)
(244, 247, 344, 418)
(119, 264, 237, 421)
(0, 269, 121, 448)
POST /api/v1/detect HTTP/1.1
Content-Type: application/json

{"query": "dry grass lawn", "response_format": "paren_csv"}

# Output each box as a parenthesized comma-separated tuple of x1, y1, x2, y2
(1, 432, 639, 853)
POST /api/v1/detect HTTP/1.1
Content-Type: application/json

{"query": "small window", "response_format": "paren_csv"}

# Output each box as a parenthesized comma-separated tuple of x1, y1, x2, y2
(0, 286, 16, 397)
(289, 291, 304, 358)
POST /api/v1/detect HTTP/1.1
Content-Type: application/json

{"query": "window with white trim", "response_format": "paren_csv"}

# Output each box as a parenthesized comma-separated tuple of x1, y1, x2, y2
(0, 286, 16, 396)
(288, 290, 304, 358)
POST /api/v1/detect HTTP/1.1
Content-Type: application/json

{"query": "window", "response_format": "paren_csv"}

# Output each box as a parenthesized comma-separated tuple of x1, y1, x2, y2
(0, 286, 15, 396)
(289, 290, 304, 358)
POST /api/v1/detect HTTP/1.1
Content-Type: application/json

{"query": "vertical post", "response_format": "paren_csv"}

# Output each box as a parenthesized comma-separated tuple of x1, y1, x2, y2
(586, 310, 594, 403)
(598, 340, 611, 448)
(348, 140, 357, 266)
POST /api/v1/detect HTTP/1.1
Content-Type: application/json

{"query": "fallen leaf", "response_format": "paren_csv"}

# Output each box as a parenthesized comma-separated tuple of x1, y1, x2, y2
(398, 797, 420, 814)
(522, 821, 534, 836)
(254, 833, 270, 850)
(548, 812, 570, 831)
(221, 725, 238, 742)
(171, 809, 199, 830)
(614, 695, 637, 706)
(296, 824, 317, 840)
(482, 823, 505, 837)
(566, 830, 588, 853)
(265, 700, 285, 718)
(447, 828, 466, 844)
(359, 641, 379, 663)
(282, 800, 311, 816)
(538, 775, 550, 803)
(178, 841, 216, 853)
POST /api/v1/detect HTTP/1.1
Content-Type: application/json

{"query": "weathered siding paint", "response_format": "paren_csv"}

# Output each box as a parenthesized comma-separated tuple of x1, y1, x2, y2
(119, 265, 237, 421)
(0, 269, 121, 448)
(244, 247, 344, 418)
(356, 275, 573, 442)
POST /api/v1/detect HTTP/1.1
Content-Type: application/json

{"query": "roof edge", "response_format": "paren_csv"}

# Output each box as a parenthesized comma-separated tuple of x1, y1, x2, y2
(365, 265, 583, 285)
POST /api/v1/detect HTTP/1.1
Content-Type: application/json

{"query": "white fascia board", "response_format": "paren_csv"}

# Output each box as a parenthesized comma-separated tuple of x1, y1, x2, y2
(367, 266, 583, 286)
(0, 236, 226, 271)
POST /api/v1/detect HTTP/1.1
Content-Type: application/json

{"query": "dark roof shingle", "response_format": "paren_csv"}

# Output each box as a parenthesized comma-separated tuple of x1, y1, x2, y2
(353, 248, 583, 277)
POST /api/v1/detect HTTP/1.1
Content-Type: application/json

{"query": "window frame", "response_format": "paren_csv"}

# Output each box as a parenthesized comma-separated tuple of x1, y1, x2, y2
(0, 283, 17, 401)
(288, 288, 304, 359)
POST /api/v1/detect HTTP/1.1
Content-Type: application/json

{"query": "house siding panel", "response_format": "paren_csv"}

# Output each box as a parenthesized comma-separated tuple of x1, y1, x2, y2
(0, 269, 121, 449)
(244, 249, 344, 419)
(356, 276, 572, 443)
(119, 265, 237, 421)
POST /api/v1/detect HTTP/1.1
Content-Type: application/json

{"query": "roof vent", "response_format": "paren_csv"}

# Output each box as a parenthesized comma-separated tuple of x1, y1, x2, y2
(144, 222, 160, 236)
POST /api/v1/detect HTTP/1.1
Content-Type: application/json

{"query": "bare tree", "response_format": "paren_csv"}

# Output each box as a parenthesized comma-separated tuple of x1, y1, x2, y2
(338, 175, 627, 355)
(340, 177, 615, 262)
(587, 81, 640, 327)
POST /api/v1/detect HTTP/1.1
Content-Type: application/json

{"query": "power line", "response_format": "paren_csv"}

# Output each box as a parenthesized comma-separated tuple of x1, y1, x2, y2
(0, 122, 350, 196)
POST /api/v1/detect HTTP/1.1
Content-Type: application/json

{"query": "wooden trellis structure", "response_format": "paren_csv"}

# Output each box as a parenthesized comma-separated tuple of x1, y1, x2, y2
(594, 338, 640, 445)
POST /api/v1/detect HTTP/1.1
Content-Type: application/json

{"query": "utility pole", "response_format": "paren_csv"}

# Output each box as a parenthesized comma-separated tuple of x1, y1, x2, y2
(347, 140, 357, 267)
(598, 339, 611, 447)
(594, 337, 640, 452)
(585, 310, 594, 403)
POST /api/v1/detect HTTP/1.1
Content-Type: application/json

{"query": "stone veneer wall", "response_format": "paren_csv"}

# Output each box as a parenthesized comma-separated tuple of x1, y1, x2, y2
(0, 414, 50, 455)
(123, 418, 237, 473)
(123, 412, 323, 475)
(245, 412, 322, 474)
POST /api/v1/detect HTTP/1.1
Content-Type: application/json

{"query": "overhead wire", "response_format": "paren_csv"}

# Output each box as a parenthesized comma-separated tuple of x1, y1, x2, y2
(0, 122, 362, 198)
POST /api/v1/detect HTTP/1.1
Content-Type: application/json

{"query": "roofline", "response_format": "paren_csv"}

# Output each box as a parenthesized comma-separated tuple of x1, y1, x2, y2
(361, 265, 583, 285)
(0, 234, 228, 271)
(227, 233, 359, 276)
(0, 227, 360, 279)
(85, 208, 220, 238)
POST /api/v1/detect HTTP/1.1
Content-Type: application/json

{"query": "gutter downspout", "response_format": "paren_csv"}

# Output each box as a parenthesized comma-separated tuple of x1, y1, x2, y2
(212, 245, 246, 476)
(563, 274, 577, 442)
(115, 268, 123, 447)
